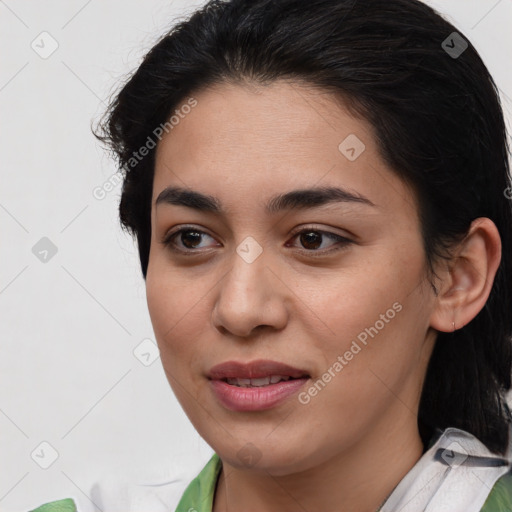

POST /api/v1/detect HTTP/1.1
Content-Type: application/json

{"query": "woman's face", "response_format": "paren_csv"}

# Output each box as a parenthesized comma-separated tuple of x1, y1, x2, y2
(146, 80, 437, 475)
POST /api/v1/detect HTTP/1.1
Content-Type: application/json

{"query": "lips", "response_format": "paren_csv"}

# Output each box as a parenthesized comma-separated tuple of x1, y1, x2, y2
(207, 359, 311, 411)
(207, 359, 310, 381)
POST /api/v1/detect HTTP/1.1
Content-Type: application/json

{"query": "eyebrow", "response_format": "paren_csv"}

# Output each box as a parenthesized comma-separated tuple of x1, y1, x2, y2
(155, 185, 375, 214)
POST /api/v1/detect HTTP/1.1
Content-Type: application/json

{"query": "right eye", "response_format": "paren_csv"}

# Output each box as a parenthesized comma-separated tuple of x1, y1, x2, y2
(161, 226, 220, 254)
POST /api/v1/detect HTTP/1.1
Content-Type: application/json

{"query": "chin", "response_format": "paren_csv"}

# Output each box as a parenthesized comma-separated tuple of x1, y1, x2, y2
(216, 437, 317, 476)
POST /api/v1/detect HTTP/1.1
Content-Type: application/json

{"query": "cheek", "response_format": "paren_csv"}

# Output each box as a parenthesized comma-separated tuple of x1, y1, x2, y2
(305, 265, 404, 340)
(146, 264, 193, 352)
(304, 248, 427, 374)
(311, 283, 429, 413)
(145, 259, 216, 375)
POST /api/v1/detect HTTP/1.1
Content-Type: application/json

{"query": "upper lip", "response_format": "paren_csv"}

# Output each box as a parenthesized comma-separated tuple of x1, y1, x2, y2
(207, 359, 310, 380)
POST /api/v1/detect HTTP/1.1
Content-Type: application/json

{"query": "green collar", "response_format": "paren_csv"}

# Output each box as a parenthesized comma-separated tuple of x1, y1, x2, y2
(175, 453, 222, 512)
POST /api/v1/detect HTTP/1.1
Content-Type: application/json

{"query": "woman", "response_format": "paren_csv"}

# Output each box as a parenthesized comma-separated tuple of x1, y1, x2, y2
(31, 0, 512, 510)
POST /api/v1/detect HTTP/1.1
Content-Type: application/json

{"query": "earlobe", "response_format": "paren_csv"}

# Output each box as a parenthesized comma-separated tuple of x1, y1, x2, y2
(429, 217, 502, 333)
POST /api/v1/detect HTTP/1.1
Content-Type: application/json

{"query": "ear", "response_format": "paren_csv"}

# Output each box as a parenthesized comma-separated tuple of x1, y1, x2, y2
(429, 217, 502, 332)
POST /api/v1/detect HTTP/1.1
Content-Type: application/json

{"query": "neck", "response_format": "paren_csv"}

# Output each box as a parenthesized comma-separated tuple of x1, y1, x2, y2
(213, 411, 424, 512)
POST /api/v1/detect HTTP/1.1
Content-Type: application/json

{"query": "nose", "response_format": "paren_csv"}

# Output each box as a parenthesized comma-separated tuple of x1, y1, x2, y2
(211, 248, 289, 338)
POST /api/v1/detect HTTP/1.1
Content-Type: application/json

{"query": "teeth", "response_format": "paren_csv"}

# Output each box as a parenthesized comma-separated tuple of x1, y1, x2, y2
(226, 375, 292, 387)
(251, 377, 271, 386)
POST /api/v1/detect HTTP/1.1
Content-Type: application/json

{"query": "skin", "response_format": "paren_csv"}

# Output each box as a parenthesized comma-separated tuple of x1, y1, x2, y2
(145, 80, 501, 512)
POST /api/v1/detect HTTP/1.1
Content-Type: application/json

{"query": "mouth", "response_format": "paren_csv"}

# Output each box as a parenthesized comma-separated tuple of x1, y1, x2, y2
(223, 375, 305, 387)
(207, 358, 310, 381)
(207, 359, 311, 411)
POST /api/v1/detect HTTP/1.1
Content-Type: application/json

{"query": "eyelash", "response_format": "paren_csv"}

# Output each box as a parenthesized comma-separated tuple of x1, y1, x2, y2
(160, 225, 353, 257)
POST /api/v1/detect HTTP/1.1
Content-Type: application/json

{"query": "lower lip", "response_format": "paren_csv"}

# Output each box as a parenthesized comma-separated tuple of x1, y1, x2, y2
(209, 378, 309, 412)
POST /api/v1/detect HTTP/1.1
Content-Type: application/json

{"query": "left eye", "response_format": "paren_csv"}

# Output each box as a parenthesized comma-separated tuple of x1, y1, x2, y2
(161, 227, 352, 255)
(287, 229, 352, 253)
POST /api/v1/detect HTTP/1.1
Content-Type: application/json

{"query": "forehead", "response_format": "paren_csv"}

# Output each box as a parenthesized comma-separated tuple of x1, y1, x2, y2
(155, 80, 365, 164)
(152, 80, 416, 217)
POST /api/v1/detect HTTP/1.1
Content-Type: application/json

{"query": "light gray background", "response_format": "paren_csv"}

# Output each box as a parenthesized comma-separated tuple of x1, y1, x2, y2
(1, 1, 511, 511)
